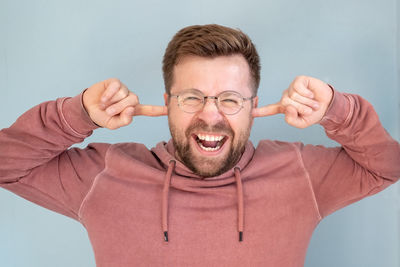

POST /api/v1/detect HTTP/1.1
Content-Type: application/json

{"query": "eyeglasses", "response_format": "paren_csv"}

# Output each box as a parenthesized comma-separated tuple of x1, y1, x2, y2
(169, 89, 255, 115)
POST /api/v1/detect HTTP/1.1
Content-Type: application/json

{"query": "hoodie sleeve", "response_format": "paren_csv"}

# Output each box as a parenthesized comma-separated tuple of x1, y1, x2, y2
(300, 89, 400, 218)
(0, 92, 110, 221)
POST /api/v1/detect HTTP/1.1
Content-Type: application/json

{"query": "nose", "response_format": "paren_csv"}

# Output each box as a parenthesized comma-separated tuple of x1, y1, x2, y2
(197, 97, 224, 123)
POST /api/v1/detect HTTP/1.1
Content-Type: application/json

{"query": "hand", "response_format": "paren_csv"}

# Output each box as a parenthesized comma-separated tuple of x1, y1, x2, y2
(252, 76, 333, 128)
(83, 78, 167, 130)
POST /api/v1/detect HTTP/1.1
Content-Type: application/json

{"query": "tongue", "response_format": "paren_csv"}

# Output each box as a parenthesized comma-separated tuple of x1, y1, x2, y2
(200, 140, 219, 148)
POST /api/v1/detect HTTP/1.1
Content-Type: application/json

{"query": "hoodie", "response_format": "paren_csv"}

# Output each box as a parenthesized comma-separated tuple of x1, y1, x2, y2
(0, 89, 399, 267)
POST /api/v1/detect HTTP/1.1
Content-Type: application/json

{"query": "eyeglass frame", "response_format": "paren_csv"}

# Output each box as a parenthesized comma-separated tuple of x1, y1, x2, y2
(168, 89, 256, 115)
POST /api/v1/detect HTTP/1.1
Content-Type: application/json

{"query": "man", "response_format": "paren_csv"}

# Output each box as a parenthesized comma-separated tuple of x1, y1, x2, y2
(0, 24, 399, 266)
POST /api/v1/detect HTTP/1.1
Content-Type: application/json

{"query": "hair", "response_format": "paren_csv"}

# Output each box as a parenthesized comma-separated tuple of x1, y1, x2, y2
(162, 24, 261, 96)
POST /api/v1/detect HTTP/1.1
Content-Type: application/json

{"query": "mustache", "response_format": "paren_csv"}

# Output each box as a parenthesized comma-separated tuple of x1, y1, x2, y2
(185, 119, 234, 137)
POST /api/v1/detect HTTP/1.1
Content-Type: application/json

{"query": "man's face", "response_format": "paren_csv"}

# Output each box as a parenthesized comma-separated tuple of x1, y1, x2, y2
(165, 55, 257, 177)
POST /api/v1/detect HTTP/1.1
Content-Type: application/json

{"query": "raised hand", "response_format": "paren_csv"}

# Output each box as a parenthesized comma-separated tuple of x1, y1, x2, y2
(83, 78, 167, 130)
(252, 76, 333, 128)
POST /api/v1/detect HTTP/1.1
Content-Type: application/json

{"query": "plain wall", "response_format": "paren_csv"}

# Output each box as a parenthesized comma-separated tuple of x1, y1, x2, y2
(0, 0, 399, 266)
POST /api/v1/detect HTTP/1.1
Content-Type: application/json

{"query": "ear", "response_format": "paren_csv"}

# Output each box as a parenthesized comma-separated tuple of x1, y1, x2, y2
(164, 93, 169, 106)
(250, 96, 258, 127)
(253, 96, 258, 108)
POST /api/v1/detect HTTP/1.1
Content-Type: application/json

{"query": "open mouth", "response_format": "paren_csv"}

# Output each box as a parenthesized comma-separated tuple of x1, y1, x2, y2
(193, 133, 228, 152)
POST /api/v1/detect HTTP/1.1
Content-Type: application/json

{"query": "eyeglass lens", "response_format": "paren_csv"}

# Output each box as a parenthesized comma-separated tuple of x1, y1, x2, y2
(178, 91, 244, 115)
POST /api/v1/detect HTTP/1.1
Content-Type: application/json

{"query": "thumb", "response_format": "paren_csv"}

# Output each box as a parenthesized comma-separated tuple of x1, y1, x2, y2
(252, 103, 283, 117)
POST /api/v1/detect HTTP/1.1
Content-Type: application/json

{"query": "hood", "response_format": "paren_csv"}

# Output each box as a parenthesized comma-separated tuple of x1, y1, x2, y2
(150, 139, 255, 242)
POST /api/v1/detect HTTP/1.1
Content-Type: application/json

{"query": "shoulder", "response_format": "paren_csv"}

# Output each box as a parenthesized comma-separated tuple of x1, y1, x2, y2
(255, 139, 341, 160)
(249, 140, 305, 171)
(106, 142, 162, 169)
(255, 139, 304, 154)
(108, 142, 152, 158)
(68, 142, 161, 167)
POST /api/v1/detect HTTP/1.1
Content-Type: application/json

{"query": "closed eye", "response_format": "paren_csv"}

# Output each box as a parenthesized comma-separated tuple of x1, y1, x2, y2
(221, 98, 239, 105)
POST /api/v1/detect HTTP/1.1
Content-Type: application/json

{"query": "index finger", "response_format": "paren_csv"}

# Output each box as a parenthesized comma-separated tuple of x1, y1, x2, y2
(252, 103, 283, 117)
(134, 104, 168, 117)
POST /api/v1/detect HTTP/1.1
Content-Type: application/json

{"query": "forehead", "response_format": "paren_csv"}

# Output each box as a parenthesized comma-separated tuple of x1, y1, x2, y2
(171, 55, 253, 96)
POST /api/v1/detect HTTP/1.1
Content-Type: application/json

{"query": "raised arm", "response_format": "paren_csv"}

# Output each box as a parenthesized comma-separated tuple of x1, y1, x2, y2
(253, 75, 400, 217)
(0, 78, 167, 220)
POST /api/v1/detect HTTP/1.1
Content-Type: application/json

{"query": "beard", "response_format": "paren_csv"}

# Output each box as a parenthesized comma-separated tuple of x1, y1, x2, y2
(169, 117, 251, 178)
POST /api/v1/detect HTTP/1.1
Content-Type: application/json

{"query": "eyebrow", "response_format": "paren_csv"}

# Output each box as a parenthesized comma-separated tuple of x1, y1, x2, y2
(183, 88, 203, 93)
(170, 88, 203, 95)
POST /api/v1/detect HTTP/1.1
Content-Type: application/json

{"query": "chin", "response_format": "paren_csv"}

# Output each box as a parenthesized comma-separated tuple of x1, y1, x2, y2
(186, 144, 240, 178)
(191, 158, 230, 177)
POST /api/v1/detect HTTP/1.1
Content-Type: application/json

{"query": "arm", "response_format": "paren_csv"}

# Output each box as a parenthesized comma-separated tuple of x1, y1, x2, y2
(301, 90, 400, 217)
(0, 78, 167, 220)
(253, 76, 400, 217)
(0, 93, 108, 220)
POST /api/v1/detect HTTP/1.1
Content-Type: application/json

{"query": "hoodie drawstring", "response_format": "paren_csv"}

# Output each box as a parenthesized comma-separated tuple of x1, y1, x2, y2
(162, 160, 176, 242)
(234, 167, 244, 242)
(161, 161, 244, 242)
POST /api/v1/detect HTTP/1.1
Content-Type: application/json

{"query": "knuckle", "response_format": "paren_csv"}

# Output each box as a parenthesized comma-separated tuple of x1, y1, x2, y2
(281, 97, 290, 106)
(131, 93, 139, 103)
(296, 75, 307, 81)
(112, 105, 123, 115)
(284, 116, 293, 125)
(117, 89, 129, 99)
(290, 91, 300, 100)
(301, 106, 312, 115)
(283, 89, 289, 96)
(292, 76, 306, 87)
(122, 116, 132, 126)
(108, 77, 121, 84)
(107, 79, 121, 91)
(293, 82, 302, 92)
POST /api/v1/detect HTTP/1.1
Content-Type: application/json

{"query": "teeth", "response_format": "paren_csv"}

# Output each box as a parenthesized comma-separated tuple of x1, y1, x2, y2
(198, 142, 221, 151)
(197, 134, 224, 142)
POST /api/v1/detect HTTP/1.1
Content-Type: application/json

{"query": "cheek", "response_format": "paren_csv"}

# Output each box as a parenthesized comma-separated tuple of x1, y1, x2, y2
(229, 115, 252, 138)
(168, 108, 192, 134)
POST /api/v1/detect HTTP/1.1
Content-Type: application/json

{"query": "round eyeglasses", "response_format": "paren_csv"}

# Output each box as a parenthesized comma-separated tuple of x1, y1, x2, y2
(169, 89, 255, 115)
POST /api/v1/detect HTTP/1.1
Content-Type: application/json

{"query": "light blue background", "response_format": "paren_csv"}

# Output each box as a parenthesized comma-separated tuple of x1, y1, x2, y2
(0, 0, 399, 266)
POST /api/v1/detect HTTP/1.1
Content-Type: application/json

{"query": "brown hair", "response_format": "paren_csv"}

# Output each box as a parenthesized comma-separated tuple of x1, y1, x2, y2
(162, 24, 261, 95)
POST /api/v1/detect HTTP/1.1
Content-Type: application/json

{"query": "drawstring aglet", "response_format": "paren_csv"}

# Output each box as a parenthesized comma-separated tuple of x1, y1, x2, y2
(239, 231, 243, 242)
(164, 231, 169, 242)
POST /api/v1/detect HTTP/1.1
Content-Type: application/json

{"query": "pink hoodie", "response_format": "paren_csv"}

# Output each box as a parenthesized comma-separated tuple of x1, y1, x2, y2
(0, 89, 399, 266)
